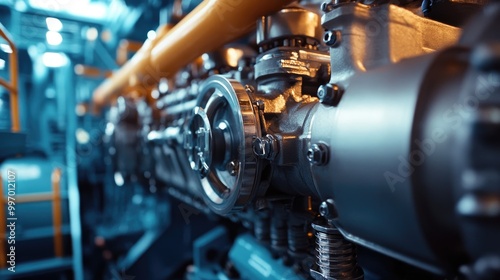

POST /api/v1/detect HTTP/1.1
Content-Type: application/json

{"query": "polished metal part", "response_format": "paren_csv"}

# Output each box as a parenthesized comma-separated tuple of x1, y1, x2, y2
(201, 45, 256, 74)
(255, 47, 331, 80)
(185, 75, 262, 215)
(311, 220, 363, 280)
(321, 3, 460, 86)
(307, 143, 329, 166)
(317, 84, 342, 106)
(319, 199, 338, 220)
(100, 2, 500, 279)
(322, 30, 339, 46)
(256, 6, 323, 48)
(252, 134, 279, 160)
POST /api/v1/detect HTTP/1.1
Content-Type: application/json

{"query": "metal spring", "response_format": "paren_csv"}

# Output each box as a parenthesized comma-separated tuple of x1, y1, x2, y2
(254, 216, 270, 242)
(315, 228, 357, 279)
(288, 224, 309, 256)
(271, 218, 288, 252)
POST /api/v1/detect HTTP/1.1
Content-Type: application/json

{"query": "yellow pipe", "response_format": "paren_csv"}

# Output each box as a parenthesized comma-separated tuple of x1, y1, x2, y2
(93, 0, 296, 110)
(150, 0, 296, 74)
(2, 192, 54, 203)
(10, 43, 19, 132)
(52, 168, 64, 257)
(92, 24, 172, 110)
(0, 23, 20, 132)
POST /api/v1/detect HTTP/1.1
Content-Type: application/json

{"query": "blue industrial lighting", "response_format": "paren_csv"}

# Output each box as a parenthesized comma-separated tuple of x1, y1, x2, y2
(46, 31, 63, 46)
(0, 43, 13, 54)
(46, 17, 63, 32)
(29, 0, 108, 21)
(147, 30, 156, 40)
(42, 52, 68, 68)
(0, 58, 5, 70)
(114, 172, 125, 187)
(76, 128, 90, 144)
(86, 27, 99, 41)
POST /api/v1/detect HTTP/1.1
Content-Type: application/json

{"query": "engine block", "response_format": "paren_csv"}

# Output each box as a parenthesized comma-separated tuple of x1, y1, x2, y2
(98, 1, 500, 279)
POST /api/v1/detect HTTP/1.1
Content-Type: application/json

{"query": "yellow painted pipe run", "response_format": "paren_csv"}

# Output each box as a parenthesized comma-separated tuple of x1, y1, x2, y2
(93, 0, 296, 110)
(52, 168, 64, 257)
(0, 23, 20, 132)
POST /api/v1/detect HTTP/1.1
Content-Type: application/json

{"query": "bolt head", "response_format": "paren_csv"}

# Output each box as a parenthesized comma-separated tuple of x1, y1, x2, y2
(307, 143, 329, 166)
(319, 201, 329, 216)
(199, 157, 210, 178)
(321, 2, 332, 12)
(245, 84, 255, 93)
(254, 99, 265, 111)
(227, 161, 239, 176)
(319, 199, 337, 220)
(317, 86, 327, 99)
(323, 31, 336, 46)
(317, 84, 342, 106)
(252, 135, 277, 160)
(253, 137, 266, 157)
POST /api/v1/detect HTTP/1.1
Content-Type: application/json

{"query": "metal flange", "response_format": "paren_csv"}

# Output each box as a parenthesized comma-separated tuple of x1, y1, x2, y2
(185, 75, 262, 215)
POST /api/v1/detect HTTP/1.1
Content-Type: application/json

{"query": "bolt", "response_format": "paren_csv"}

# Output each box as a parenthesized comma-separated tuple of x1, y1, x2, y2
(198, 156, 210, 178)
(307, 143, 329, 166)
(252, 134, 277, 160)
(227, 160, 239, 176)
(245, 84, 255, 94)
(317, 84, 343, 106)
(323, 30, 337, 46)
(319, 199, 338, 220)
(195, 127, 207, 152)
(321, 2, 327, 11)
(321, 1, 333, 12)
(254, 99, 265, 111)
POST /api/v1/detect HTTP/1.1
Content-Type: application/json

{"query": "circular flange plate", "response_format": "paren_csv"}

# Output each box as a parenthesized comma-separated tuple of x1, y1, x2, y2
(185, 75, 261, 215)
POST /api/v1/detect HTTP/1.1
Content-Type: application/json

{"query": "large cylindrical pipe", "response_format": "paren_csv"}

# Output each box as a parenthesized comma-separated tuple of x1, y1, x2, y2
(307, 48, 474, 275)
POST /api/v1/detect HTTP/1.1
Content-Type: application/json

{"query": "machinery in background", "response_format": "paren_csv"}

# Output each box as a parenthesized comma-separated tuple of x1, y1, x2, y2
(0, 21, 81, 279)
(91, 0, 500, 279)
(0, 0, 499, 279)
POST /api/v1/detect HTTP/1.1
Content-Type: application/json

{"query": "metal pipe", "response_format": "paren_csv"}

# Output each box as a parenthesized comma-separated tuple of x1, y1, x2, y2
(92, 0, 296, 110)
(0, 23, 20, 132)
(92, 24, 171, 110)
(52, 168, 64, 257)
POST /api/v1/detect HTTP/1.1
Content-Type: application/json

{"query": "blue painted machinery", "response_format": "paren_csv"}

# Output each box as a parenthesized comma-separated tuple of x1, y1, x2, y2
(1, 0, 500, 280)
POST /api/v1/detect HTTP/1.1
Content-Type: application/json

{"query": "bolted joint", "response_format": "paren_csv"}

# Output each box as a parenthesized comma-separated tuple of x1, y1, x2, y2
(319, 199, 338, 220)
(307, 143, 329, 166)
(323, 30, 336, 46)
(226, 160, 239, 176)
(245, 84, 255, 94)
(321, 1, 334, 12)
(323, 30, 340, 47)
(252, 134, 279, 160)
(253, 99, 265, 111)
(198, 155, 210, 178)
(317, 84, 343, 106)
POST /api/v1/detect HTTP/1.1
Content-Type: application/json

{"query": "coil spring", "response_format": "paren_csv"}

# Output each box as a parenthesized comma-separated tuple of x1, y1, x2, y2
(314, 226, 358, 279)
(254, 216, 270, 242)
(288, 224, 309, 256)
(271, 217, 288, 252)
